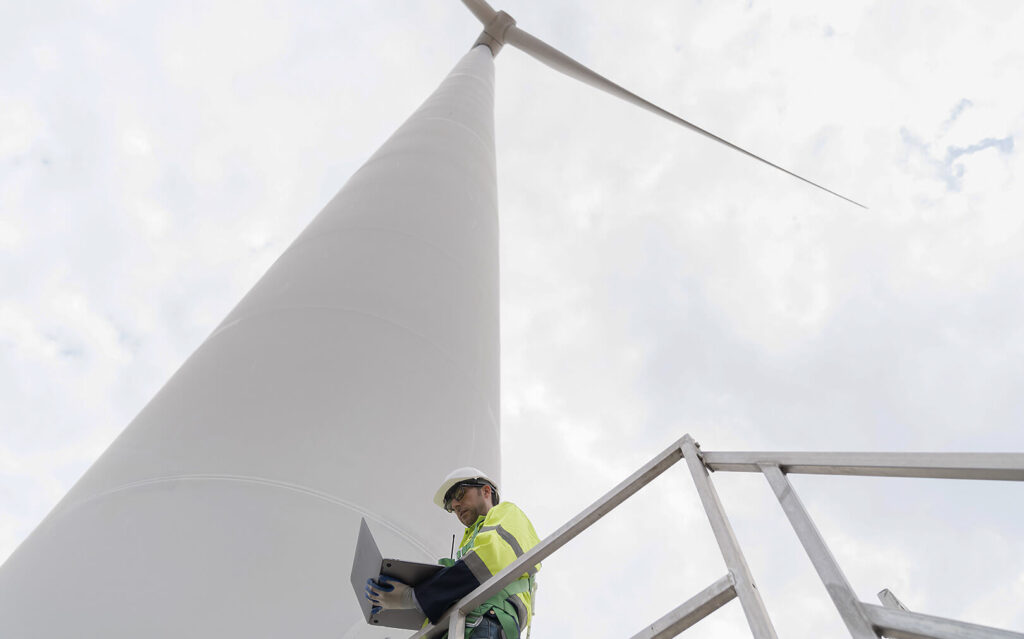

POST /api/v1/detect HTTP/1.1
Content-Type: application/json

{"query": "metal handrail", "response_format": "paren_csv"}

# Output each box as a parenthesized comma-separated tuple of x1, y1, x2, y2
(408, 435, 1024, 639)
(702, 450, 1024, 481)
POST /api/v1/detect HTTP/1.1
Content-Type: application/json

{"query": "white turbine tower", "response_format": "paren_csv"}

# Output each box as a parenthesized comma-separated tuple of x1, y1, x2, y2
(0, 2, 859, 637)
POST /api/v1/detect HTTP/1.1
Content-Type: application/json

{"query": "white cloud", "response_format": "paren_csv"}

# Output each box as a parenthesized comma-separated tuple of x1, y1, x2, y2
(0, 99, 46, 160)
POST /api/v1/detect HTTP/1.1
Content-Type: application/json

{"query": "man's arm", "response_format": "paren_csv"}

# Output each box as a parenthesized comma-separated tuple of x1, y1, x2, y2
(413, 559, 483, 623)
(414, 503, 541, 623)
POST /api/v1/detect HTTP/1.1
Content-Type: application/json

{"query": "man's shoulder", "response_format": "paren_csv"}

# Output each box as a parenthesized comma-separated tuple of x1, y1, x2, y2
(485, 501, 531, 522)
(484, 502, 541, 547)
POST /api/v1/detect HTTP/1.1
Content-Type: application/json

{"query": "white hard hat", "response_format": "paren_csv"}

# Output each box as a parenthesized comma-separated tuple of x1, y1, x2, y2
(433, 466, 500, 510)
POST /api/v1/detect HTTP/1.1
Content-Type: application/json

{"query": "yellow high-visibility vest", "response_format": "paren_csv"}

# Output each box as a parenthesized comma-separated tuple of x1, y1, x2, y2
(457, 502, 541, 629)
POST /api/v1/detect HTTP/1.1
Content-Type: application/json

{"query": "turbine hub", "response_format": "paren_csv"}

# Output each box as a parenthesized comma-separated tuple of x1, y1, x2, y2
(474, 10, 515, 56)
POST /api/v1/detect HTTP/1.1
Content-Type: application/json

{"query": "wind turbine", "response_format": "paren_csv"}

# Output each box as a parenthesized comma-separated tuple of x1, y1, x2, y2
(0, 2, 860, 637)
(466, 0, 863, 208)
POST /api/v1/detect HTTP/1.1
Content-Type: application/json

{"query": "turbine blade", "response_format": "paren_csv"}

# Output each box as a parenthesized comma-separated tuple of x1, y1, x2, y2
(504, 25, 866, 209)
(460, 0, 497, 25)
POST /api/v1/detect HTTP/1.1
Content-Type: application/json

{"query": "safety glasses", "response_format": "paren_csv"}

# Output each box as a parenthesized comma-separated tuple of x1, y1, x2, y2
(443, 482, 486, 512)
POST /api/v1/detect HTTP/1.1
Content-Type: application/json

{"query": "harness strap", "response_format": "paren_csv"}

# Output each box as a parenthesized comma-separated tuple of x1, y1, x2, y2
(453, 516, 538, 638)
(464, 575, 534, 639)
(457, 519, 486, 560)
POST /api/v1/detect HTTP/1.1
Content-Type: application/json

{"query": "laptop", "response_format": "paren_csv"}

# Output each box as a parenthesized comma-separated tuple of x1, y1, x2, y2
(350, 518, 445, 630)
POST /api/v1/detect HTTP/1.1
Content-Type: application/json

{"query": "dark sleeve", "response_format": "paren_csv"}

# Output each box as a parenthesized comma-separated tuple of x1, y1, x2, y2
(413, 559, 482, 623)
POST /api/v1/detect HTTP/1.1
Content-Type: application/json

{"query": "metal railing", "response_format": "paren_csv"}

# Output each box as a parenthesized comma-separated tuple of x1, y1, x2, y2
(409, 434, 1024, 639)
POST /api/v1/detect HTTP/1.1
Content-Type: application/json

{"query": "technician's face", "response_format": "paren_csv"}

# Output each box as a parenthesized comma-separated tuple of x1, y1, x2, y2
(450, 485, 491, 527)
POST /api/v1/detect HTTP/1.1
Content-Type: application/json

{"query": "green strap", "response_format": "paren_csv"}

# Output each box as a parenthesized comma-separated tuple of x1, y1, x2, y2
(466, 599, 518, 639)
(492, 605, 519, 639)
(501, 575, 532, 597)
(464, 576, 534, 639)
(457, 517, 486, 560)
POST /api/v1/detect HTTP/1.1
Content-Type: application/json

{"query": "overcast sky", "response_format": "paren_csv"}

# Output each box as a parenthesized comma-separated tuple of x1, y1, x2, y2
(2, 1, 1023, 637)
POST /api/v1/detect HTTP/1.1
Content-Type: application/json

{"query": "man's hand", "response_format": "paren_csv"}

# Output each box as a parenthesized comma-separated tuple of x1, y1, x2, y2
(365, 575, 417, 615)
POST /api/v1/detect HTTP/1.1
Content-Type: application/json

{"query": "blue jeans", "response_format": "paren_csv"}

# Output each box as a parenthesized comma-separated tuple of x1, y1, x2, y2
(468, 613, 506, 639)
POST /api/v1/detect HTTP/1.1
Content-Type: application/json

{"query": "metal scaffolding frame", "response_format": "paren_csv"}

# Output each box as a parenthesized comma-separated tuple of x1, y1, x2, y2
(409, 434, 1024, 639)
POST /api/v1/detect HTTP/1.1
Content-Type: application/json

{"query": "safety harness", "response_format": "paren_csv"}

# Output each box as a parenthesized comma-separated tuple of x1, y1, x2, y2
(463, 574, 534, 639)
(452, 518, 536, 639)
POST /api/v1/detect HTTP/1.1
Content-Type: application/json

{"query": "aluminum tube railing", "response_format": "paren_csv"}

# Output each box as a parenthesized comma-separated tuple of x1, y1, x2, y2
(702, 451, 1024, 481)
(877, 589, 910, 612)
(747, 454, 1024, 639)
(760, 463, 876, 639)
(629, 573, 737, 639)
(404, 436, 1023, 639)
(682, 437, 777, 638)
(864, 604, 1024, 639)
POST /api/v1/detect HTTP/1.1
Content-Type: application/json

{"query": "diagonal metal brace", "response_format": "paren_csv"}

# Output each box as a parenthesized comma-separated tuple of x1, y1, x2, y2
(630, 573, 737, 639)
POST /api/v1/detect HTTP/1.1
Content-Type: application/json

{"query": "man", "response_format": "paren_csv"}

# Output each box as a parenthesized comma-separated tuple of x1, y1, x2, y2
(365, 467, 540, 638)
